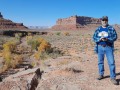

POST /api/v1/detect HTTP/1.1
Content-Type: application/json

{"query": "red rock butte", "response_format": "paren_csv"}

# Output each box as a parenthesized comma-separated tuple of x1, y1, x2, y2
(0, 12, 28, 30)
(52, 15, 101, 30)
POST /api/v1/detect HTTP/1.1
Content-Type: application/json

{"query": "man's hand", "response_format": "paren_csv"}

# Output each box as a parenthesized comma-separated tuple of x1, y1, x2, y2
(100, 37, 108, 41)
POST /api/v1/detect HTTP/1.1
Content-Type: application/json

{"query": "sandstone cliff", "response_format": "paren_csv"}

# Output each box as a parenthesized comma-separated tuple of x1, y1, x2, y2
(0, 12, 28, 30)
(52, 15, 101, 30)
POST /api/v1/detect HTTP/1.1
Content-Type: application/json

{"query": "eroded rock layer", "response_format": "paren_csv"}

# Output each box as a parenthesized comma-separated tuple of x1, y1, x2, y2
(52, 15, 101, 30)
(0, 12, 28, 30)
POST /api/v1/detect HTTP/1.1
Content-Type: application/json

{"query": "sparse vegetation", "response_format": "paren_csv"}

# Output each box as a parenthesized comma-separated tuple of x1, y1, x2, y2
(26, 35, 64, 61)
(56, 32, 61, 36)
(1, 30, 118, 77)
(0, 40, 23, 73)
(64, 32, 70, 36)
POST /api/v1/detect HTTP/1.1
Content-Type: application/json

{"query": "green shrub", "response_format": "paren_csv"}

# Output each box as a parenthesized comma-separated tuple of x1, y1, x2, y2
(56, 32, 61, 36)
(27, 39, 40, 50)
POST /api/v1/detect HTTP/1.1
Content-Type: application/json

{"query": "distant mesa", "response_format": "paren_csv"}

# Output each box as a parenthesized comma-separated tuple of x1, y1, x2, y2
(52, 15, 101, 30)
(0, 12, 28, 30)
(28, 26, 49, 30)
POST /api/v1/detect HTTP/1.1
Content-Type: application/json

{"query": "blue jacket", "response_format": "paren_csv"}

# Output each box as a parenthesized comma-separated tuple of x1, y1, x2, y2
(93, 25, 117, 53)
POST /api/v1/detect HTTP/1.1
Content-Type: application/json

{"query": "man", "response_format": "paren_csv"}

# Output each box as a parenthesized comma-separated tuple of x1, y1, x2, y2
(93, 16, 118, 85)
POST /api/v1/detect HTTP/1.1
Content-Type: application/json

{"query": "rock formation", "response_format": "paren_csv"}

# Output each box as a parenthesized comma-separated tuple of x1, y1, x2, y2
(113, 24, 120, 30)
(52, 15, 101, 30)
(0, 12, 28, 30)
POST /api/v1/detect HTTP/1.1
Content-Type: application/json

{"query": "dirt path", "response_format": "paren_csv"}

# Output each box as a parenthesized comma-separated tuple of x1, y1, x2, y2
(20, 37, 28, 47)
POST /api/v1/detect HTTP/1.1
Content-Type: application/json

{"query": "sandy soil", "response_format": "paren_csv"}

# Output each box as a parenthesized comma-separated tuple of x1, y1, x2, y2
(35, 30, 120, 90)
(1, 30, 120, 90)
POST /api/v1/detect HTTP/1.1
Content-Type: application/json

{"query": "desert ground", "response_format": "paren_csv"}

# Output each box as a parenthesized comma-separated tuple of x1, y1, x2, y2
(0, 29, 120, 90)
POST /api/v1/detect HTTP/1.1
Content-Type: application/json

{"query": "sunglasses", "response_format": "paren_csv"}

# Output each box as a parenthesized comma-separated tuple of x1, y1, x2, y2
(102, 19, 108, 21)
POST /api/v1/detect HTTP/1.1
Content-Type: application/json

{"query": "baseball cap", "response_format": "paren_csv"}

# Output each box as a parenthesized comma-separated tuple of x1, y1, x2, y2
(101, 16, 108, 20)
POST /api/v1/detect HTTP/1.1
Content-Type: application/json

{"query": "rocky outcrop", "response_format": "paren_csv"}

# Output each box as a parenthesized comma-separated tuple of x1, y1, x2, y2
(52, 15, 101, 30)
(0, 68, 42, 90)
(0, 12, 28, 30)
(0, 12, 3, 18)
(113, 24, 120, 30)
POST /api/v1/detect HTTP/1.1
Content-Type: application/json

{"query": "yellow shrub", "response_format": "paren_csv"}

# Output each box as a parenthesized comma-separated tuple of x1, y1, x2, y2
(37, 37, 44, 43)
(3, 41, 16, 52)
(0, 52, 3, 57)
(2, 41, 17, 69)
(31, 62, 36, 67)
(34, 52, 41, 60)
(27, 37, 52, 60)
(64, 32, 70, 36)
(3, 52, 12, 67)
(3, 51, 11, 60)
(38, 40, 51, 52)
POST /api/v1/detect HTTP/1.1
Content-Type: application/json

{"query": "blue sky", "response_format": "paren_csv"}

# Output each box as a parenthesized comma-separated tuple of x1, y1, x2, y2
(0, 0, 120, 27)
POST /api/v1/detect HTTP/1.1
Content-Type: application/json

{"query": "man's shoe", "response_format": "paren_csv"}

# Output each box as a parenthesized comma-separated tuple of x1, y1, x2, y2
(110, 79, 118, 85)
(97, 75, 104, 80)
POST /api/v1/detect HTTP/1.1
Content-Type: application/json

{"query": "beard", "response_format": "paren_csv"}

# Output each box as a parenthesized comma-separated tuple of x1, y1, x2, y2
(101, 22, 108, 27)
